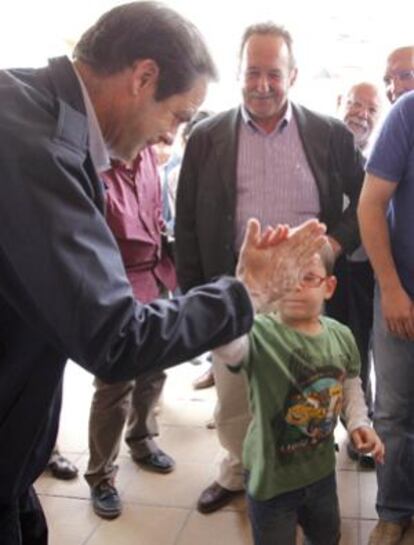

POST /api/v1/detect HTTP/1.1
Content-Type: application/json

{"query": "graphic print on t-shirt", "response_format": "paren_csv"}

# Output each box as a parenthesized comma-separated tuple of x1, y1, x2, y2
(274, 348, 348, 455)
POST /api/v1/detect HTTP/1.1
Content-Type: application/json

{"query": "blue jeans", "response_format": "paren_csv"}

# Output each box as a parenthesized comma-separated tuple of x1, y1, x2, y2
(246, 473, 340, 545)
(373, 286, 414, 522)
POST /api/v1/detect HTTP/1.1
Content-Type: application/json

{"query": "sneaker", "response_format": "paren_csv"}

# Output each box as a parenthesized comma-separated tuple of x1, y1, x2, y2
(91, 482, 122, 519)
(368, 520, 410, 545)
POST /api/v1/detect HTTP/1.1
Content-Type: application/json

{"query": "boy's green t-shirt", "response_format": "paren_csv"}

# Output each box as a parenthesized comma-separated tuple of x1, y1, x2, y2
(239, 314, 360, 501)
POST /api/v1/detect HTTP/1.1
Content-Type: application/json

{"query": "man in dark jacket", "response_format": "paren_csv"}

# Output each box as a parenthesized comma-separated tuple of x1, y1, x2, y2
(175, 22, 365, 514)
(0, 4, 326, 543)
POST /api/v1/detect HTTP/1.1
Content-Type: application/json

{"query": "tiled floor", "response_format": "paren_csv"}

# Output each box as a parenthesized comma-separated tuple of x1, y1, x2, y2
(36, 359, 379, 545)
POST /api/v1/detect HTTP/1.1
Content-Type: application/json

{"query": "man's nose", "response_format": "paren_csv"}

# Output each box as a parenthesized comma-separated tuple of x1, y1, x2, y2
(257, 74, 270, 93)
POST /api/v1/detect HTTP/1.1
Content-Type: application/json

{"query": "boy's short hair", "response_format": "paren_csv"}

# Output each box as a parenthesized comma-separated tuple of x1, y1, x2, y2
(317, 242, 335, 276)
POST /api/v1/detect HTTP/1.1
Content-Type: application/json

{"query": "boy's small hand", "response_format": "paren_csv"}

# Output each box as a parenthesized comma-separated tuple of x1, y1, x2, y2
(351, 427, 385, 465)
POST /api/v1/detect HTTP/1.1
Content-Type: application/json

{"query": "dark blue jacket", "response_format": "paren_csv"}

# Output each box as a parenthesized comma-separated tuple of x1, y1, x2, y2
(0, 57, 253, 503)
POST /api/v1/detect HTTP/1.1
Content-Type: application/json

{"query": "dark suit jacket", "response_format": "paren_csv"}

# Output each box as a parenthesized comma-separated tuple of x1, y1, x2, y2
(0, 57, 253, 503)
(175, 105, 365, 292)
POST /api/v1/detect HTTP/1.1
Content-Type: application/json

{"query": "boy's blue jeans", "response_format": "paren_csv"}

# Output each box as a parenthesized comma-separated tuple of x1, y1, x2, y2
(246, 472, 340, 545)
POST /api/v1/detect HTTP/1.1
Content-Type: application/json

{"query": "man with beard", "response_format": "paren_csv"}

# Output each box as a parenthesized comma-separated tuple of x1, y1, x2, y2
(339, 82, 382, 153)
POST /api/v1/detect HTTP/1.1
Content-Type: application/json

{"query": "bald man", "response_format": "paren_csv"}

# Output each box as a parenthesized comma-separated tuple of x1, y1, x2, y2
(384, 46, 414, 104)
(339, 82, 382, 152)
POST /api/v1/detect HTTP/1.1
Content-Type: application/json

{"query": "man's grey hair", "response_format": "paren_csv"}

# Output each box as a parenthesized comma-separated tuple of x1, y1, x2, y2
(239, 22, 296, 70)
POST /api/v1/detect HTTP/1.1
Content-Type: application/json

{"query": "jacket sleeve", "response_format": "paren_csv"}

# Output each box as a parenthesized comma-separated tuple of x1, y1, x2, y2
(174, 131, 207, 292)
(328, 125, 365, 254)
(0, 126, 253, 382)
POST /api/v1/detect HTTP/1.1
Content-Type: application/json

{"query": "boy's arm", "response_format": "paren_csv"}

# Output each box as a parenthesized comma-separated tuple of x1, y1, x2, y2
(341, 377, 371, 432)
(342, 377, 385, 464)
(213, 335, 250, 367)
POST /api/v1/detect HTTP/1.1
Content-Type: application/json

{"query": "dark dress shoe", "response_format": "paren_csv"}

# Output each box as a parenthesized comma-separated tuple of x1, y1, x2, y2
(134, 449, 175, 474)
(197, 482, 243, 514)
(346, 442, 375, 470)
(91, 482, 122, 519)
(47, 454, 78, 480)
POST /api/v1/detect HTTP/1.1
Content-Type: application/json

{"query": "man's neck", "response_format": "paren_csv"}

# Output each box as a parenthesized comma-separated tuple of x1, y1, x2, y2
(247, 102, 289, 135)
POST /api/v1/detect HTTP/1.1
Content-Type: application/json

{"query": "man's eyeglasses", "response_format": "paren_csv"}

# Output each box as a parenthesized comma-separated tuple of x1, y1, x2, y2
(384, 70, 414, 85)
(298, 272, 328, 288)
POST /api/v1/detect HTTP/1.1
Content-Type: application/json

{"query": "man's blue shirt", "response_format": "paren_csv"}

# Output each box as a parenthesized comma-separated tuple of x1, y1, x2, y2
(366, 91, 414, 296)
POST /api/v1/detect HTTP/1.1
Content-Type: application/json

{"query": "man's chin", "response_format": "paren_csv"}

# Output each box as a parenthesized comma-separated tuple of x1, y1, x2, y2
(109, 143, 146, 163)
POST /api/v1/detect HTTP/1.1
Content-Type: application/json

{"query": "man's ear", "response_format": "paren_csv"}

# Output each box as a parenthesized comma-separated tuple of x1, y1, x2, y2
(289, 67, 298, 87)
(131, 59, 159, 96)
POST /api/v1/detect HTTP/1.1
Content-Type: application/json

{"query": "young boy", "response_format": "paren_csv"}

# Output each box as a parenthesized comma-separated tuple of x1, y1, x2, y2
(214, 243, 384, 545)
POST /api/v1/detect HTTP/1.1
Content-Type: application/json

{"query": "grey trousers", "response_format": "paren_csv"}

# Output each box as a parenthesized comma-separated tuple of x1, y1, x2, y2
(84, 370, 166, 488)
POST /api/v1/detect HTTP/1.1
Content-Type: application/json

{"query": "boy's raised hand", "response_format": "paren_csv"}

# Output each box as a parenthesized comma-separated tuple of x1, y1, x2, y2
(236, 218, 327, 311)
(351, 427, 385, 465)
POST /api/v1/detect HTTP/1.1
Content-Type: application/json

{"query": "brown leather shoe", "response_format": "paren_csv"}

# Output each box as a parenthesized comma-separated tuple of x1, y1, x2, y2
(400, 521, 414, 545)
(368, 520, 411, 545)
(192, 367, 215, 390)
(197, 482, 243, 514)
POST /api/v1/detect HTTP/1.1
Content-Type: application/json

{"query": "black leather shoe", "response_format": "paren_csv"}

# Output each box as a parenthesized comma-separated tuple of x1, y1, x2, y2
(134, 450, 175, 474)
(197, 482, 243, 514)
(47, 454, 78, 480)
(346, 441, 375, 470)
(91, 482, 122, 519)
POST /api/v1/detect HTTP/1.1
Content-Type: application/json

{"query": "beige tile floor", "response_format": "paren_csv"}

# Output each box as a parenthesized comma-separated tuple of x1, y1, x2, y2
(36, 360, 380, 545)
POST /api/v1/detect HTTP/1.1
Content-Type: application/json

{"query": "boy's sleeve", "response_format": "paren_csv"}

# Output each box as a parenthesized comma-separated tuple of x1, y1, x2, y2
(340, 324, 370, 431)
(343, 326, 361, 379)
(212, 335, 250, 373)
(342, 377, 371, 433)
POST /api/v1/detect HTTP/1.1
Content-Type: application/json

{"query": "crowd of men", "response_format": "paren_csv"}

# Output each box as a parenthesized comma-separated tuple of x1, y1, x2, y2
(1, 2, 414, 545)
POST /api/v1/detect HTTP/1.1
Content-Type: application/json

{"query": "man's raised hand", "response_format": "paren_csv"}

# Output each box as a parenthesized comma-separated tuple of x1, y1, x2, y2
(236, 218, 327, 312)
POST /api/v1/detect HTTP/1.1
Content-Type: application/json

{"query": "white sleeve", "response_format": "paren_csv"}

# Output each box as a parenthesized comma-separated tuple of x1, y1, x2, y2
(342, 376, 371, 433)
(212, 335, 249, 367)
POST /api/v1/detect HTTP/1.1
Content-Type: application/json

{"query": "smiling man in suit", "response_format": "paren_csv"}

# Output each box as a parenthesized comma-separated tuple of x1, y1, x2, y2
(175, 22, 365, 514)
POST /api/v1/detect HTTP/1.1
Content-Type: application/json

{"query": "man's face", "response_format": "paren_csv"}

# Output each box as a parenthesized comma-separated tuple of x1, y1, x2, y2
(384, 48, 414, 103)
(108, 70, 207, 162)
(342, 84, 381, 150)
(240, 34, 297, 130)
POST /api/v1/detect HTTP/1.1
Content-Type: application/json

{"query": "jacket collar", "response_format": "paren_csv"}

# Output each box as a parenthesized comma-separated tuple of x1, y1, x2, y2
(292, 103, 330, 214)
